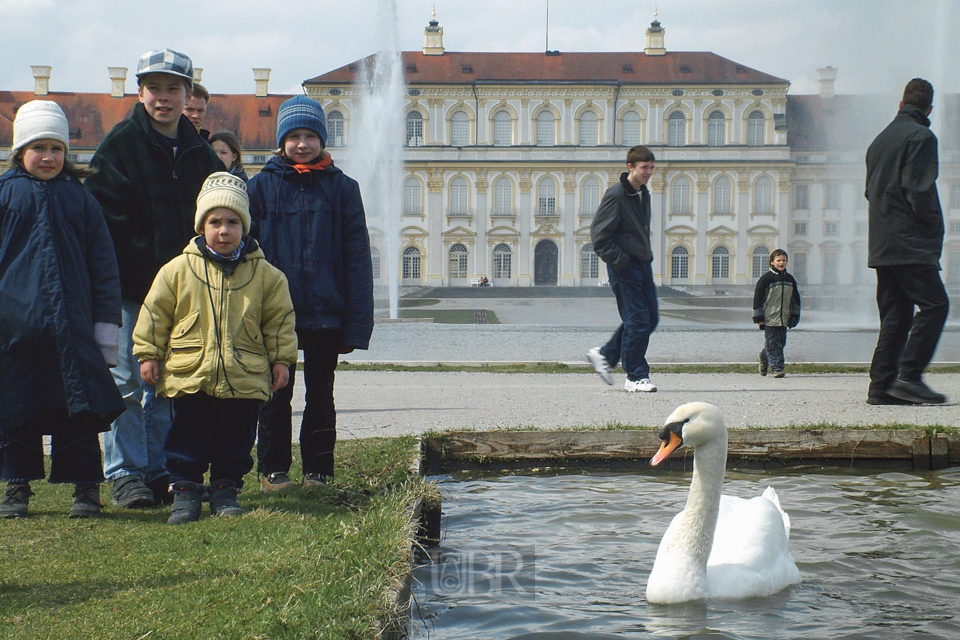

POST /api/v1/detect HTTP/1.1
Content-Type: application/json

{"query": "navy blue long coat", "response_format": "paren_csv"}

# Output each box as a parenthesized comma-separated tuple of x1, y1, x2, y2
(0, 167, 124, 433)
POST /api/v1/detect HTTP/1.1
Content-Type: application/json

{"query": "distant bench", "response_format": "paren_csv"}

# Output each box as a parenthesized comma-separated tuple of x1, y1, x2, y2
(470, 278, 491, 287)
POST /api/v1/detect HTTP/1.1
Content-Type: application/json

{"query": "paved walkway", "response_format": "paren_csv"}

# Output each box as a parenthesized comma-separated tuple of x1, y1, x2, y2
(289, 371, 960, 441)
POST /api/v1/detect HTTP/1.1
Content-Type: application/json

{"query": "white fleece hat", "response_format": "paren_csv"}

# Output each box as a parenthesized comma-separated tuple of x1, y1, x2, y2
(195, 171, 251, 234)
(12, 100, 70, 153)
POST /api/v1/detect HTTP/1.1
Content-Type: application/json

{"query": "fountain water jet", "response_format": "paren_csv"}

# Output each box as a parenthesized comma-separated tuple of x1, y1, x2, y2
(342, 0, 405, 319)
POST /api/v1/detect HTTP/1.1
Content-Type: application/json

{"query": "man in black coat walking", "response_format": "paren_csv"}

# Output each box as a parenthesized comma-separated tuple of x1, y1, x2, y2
(865, 78, 948, 405)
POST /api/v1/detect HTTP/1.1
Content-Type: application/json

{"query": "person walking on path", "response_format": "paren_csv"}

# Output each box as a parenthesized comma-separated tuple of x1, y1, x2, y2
(586, 145, 659, 393)
(248, 95, 374, 491)
(865, 78, 949, 406)
(0, 101, 125, 519)
(753, 249, 801, 378)
(86, 49, 224, 509)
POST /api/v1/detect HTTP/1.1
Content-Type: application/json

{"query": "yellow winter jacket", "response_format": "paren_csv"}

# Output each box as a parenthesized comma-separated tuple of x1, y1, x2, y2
(133, 238, 297, 401)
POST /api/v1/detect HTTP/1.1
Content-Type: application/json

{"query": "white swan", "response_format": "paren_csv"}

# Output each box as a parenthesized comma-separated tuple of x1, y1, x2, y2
(645, 402, 801, 604)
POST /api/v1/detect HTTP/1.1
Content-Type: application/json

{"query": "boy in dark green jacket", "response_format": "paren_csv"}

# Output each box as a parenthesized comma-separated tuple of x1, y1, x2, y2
(86, 48, 223, 509)
(753, 249, 801, 378)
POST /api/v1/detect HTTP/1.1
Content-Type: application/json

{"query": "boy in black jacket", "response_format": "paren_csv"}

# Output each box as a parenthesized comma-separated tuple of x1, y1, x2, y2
(753, 249, 801, 378)
(86, 49, 223, 509)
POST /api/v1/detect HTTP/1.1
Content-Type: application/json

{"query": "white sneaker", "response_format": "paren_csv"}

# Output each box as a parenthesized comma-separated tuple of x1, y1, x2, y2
(586, 347, 614, 385)
(625, 378, 657, 393)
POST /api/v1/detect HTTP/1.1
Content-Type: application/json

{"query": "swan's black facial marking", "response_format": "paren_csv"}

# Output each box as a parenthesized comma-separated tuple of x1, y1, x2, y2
(659, 420, 685, 444)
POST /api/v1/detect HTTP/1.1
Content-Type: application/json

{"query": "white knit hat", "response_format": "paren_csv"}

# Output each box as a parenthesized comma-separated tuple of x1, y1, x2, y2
(12, 100, 70, 153)
(195, 172, 251, 234)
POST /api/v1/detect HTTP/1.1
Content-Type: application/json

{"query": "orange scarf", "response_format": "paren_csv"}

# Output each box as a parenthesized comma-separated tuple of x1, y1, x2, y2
(290, 152, 333, 174)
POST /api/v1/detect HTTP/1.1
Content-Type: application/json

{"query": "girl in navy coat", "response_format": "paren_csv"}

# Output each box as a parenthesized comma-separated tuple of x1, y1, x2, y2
(0, 101, 124, 518)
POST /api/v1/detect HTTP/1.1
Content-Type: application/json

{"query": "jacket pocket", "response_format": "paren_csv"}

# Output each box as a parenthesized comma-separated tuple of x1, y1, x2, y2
(234, 316, 269, 374)
(165, 311, 204, 373)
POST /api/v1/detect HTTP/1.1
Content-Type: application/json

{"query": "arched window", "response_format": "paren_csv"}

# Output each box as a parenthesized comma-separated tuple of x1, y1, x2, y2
(450, 110, 469, 147)
(747, 111, 765, 146)
(581, 177, 601, 215)
(493, 243, 512, 279)
(752, 245, 770, 279)
(370, 246, 381, 280)
(449, 176, 469, 215)
(712, 245, 730, 279)
(406, 112, 424, 146)
(713, 176, 732, 214)
(536, 110, 555, 146)
(671, 246, 689, 280)
(493, 177, 513, 216)
(538, 177, 557, 216)
(707, 110, 725, 147)
(622, 111, 641, 146)
(449, 243, 468, 279)
(327, 110, 344, 147)
(580, 243, 599, 279)
(402, 246, 421, 281)
(754, 176, 774, 213)
(668, 111, 686, 147)
(672, 177, 692, 214)
(402, 178, 421, 216)
(493, 110, 512, 147)
(579, 111, 598, 146)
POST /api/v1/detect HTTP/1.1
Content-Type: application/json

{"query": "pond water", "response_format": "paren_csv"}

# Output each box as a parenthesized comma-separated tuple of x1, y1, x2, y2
(411, 470, 960, 639)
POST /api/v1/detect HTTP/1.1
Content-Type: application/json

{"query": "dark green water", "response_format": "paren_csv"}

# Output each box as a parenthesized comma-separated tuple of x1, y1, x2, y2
(412, 469, 960, 639)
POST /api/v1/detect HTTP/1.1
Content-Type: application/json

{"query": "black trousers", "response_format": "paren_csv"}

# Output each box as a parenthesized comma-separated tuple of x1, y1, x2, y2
(165, 393, 259, 488)
(869, 265, 949, 393)
(258, 328, 340, 479)
(1, 410, 105, 484)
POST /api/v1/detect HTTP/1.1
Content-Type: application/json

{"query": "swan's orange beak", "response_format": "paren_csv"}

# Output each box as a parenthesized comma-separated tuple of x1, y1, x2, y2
(651, 431, 683, 466)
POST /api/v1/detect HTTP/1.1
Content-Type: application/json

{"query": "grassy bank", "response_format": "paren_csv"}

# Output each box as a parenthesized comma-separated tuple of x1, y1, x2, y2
(0, 437, 425, 640)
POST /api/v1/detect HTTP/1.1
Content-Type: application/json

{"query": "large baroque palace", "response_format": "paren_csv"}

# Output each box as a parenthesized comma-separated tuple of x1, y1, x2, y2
(3, 13, 958, 292)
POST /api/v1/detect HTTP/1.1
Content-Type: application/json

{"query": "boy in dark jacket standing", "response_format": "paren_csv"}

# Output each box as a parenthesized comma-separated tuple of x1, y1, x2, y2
(753, 249, 801, 378)
(249, 95, 374, 490)
(586, 145, 659, 393)
(86, 49, 224, 508)
(865, 78, 948, 405)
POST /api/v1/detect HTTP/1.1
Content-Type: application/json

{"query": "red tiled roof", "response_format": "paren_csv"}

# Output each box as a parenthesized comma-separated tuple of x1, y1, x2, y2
(305, 51, 789, 85)
(0, 91, 293, 152)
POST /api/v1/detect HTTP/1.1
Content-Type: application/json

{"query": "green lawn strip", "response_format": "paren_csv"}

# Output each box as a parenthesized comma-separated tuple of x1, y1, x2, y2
(337, 362, 960, 375)
(0, 437, 424, 640)
(397, 309, 500, 324)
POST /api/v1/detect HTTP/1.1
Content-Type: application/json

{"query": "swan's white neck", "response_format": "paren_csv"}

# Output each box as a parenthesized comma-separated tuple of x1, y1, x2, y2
(672, 434, 727, 569)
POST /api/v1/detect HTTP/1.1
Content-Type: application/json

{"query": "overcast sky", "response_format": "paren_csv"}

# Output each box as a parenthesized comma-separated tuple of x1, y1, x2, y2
(1, 0, 957, 100)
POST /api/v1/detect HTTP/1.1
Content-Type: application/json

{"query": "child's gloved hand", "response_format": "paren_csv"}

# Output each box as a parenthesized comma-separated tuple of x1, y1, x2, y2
(272, 363, 289, 391)
(140, 360, 160, 385)
(788, 316, 799, 328)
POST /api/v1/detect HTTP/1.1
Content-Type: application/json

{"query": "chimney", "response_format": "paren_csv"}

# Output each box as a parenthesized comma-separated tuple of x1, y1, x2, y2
(253, 68, 271, 97)
(193, 67, 203, 83)
(817, 66, 837, 98)
(108, 67, 128, 98)
(31, 65, 52, 95)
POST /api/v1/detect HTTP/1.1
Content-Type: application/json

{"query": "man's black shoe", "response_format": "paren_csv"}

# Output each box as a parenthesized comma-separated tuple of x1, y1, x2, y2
(866, 391, 914, 405)
(886, 378, 947, 405)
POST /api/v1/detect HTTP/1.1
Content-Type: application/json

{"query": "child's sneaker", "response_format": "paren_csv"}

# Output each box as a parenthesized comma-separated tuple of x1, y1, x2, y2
(70, 483, 102, 519)
(758, 352, 768, 376)
(260, 472, 297, 493)
(772, 370, 785, 378)
(1, 483, 32, 519)
(302, 473, 329, 490)
(168, 481, 203, 525)
(586, 347, 614, 385)
(625, 378, 657, 393)
(111, 475, 156, 509)
(209, 480, 244, 517)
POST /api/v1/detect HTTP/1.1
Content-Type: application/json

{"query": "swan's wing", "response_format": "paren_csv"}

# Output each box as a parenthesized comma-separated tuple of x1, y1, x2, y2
(762, 486, 791, 539)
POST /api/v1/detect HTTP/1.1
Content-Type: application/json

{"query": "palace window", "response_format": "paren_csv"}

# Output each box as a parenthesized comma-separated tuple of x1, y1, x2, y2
(622, 111, 641, 146)
(493, 110, 512, 146)
(449, 177, 469, 215)
(668, 111, 686, 146)
(370, 246, 381, 280)
(405, 112, 423, 146)
(581, 177, 601, 215)
(402, 178, 421, 216)
(707, 110, 725, 147)
(493, 177, 513, 216)
(712, 245, 730, 279)
(493, 243, 512, 279)
(449, 243, 468, 279)
(713, 176, 732, 214)
(794, 184, 809, 209)
(671, 246, 689, 280)
(402, 246, 421, 280)
(538, 178, 557, 216)
(327, 110, 344, 147)
(752, 245, 769, 279)
(580, 244, 599, 279)
(754, 176, 774, 213)
(672, 177, 692, 214)
(450, 110, 469, 146)
(536, 111, 555, 146)
(579, 111, 598, 146)
(825, 184, 841, 209)
(747, 111, 765, 146)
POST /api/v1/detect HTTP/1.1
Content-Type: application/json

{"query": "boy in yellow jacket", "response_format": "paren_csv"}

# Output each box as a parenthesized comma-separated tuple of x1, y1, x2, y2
(133, 172, 297, 524)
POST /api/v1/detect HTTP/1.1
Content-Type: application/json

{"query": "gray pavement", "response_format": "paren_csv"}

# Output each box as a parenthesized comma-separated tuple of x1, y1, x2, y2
(291, 371, 960, 440)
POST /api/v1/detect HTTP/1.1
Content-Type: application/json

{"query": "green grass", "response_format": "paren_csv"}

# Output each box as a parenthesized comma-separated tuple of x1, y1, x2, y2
(398, 309, 500, 324)
(337, 361, 960, 374)
(0, 437, 425, 640)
